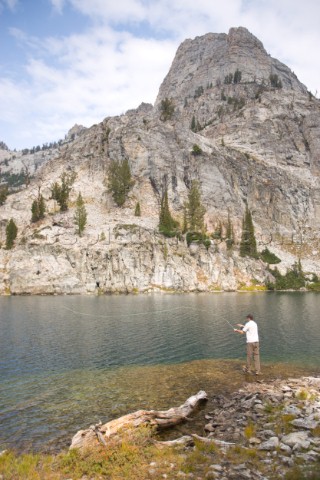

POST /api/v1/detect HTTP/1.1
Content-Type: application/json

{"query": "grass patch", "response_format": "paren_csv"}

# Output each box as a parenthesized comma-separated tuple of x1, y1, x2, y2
(279, 414, 297, 434)
(295, 388, 310, 401)
(0, 451, 55, 480)
(244, 421, 256, 440)
(0, 426, 184, 480)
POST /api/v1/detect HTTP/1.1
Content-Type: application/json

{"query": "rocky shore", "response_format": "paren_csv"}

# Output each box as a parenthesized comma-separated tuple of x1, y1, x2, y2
(68, 374, 320, 479)
(183, 376, 320, 479)
(0, 374, 319, 479)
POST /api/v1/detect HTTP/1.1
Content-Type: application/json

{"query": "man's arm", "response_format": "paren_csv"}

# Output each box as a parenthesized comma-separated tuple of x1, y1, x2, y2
(234, 329, 245, 334)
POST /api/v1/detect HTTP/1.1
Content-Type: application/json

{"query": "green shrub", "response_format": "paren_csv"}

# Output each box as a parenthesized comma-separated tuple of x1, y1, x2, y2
(186, 232, 211, 249)
(307, 282, 320, 291)
(192, 144, 202, 155)
(260, 248, 281, 264)
(267, 262, 305, 290)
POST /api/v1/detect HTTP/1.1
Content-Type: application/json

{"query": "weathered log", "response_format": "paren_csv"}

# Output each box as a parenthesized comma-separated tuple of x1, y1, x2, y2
(156, 434, 235, 448)
(70, 390, 208, 451)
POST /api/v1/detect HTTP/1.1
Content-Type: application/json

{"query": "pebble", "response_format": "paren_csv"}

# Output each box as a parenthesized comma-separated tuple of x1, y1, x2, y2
(259, 437, 279, 450)
(200, 376, 320, 479)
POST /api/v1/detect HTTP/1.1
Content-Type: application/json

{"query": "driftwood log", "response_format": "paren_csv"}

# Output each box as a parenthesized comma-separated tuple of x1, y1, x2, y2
(156, 434, 235, 449)
(70, 390, 208, 450)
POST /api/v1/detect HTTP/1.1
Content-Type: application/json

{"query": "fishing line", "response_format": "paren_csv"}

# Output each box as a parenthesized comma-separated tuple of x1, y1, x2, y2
(62, 304, 236, 330)
(62, 305, 192, 318)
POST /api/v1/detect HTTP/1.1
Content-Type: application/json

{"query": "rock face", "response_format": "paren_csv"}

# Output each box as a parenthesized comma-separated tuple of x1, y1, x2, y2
(0, 27, 320, 294)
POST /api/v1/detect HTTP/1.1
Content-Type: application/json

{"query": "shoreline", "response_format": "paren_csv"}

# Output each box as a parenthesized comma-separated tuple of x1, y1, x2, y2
(1, 373, 319, 479)
(1, 288, 319, 296)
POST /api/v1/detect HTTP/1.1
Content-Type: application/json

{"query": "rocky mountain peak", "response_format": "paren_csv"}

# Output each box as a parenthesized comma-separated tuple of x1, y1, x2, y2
(155, 26, 307, 108)
(227, 26, 266, 52)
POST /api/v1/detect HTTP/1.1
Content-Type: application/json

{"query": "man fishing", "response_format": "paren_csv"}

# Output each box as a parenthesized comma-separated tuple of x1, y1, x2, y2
(234, 314, 261, 375)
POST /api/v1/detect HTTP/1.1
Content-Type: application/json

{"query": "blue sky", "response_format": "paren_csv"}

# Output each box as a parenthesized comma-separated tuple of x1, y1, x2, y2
(1, 0, 319, 150)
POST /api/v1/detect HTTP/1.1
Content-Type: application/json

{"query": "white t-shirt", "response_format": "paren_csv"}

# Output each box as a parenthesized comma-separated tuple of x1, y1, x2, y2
(243, 320, 259, 343)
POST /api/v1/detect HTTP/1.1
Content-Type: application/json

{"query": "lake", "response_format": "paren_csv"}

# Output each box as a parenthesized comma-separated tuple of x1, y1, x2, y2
(0, 292, 319, 453)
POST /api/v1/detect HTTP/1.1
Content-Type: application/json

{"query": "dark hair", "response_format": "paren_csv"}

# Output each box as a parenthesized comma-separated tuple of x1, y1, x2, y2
(246, 314, 253, 320)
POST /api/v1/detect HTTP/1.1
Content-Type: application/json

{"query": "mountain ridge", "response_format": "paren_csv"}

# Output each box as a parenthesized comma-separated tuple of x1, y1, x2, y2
(0, 27, 319, 294)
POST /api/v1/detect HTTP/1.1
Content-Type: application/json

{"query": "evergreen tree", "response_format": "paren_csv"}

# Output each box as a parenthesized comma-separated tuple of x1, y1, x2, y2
(186, 180, 206, 232)
(160, 98, 175, 121)
(0, 185, 8, 206)
(212, 221, 222, 239)
(6, 218, 18, 249)
(107, 159, 134, 207)
(233, 69, 242, 84)
(182, 203, 188, 234)
(134, 201, 141, 217)
(269, 74, 282, 88)
(240, 205, 257, 257)
(191, 115, 196, 132)
(31, 191, 46, 223)
(159, 187, 178, 235)
(38, 194, 46, 219)
(74, 192, 87, 236)
(51, 172, 75, 212)
(226, 213, 234, 250)
(31, 199, 40, 223)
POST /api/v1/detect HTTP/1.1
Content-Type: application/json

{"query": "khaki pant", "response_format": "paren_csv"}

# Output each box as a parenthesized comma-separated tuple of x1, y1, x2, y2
(246, 342, 260, 374)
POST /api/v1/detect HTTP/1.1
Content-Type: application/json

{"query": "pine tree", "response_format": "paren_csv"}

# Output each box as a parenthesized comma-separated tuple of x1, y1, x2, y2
(51, 172, 75, 212)
(160, 98, 175, 121)
(0, 185, 8, 206)
(159, 187, 178, 235)
(107, 159, 134, 207)
(74, 192, 87, 236)
(233, 69, 242, 84)
(182, 203, 188, 234)
(240, 205, 257, 257)
(31, 191, 46, 223)
(6, 218, 18, 249)
(31, 199, 40, 223)
(38, 194, 46, 219)
(134, 202, 141, 217)
(226, 213, 234, 250)
(186, 180, 206, 232)
(191, 115, 196, 132)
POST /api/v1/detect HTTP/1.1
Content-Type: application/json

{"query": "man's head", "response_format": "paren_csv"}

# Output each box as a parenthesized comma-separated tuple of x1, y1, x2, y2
(246, 314, 253, 320)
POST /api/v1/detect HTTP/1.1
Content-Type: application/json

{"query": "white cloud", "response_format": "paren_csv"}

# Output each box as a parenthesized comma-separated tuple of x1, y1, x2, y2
(1, 24, 176, 148)
(1, 0, 320, 149)
(49, 0, 65, 13)
(69, 0, 146, 22)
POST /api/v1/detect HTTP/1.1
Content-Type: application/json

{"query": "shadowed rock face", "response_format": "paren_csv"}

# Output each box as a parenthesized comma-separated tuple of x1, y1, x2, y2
(0, 27, 320, 294)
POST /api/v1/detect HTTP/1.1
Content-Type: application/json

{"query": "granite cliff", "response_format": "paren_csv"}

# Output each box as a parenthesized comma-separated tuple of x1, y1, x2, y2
(0, 27, 320, 294)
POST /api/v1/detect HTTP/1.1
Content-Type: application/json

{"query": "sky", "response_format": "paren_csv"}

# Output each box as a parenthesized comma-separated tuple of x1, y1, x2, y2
(0, 0, 319, 150)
